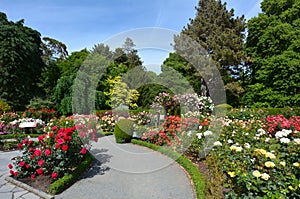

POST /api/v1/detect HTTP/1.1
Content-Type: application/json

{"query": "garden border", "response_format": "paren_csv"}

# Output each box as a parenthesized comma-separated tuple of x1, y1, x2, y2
(131, 139, 205, 199)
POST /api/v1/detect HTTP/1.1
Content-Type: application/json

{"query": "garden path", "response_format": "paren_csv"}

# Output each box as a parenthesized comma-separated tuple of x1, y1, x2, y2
(57, 135, 195, 199)
(0, 136, 195, 199)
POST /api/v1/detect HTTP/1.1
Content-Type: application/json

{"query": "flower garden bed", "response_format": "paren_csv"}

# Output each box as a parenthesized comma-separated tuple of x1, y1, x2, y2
(1, 101, 300, 198)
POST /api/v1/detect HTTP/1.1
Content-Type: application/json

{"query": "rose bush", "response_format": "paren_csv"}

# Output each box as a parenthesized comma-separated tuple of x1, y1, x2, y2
(7, 115, 100, 181)
(208, 114, 300, 198)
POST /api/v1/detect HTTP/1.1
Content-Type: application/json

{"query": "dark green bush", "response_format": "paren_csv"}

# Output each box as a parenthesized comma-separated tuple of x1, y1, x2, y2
(114, 119, 134, 143)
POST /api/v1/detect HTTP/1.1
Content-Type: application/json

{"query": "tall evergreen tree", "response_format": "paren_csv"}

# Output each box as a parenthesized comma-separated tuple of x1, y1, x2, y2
(165, 0, 247, 106)
(244, 0, 300, 107)
(0, 12, 45, 110)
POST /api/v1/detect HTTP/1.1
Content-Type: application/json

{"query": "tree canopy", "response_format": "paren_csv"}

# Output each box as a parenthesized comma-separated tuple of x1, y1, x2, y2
(0, 12, 45, 110)
(244, 0, 300, 107)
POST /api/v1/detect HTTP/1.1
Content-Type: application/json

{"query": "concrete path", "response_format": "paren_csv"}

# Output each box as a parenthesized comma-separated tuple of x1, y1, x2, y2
(0, 136, 196, 199)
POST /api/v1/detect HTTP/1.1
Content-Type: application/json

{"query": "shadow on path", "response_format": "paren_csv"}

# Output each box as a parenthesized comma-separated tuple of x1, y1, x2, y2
(79, 148, 111, 179)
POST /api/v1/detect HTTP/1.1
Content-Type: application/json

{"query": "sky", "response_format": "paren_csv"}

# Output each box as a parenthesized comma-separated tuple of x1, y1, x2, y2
(1, 0, 262, 71)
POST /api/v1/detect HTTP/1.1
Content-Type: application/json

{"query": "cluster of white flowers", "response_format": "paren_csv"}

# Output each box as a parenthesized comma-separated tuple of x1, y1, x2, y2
(10, 118, 45, 126)
(213, 141, 222, 146)
(254, 128, 266, 140)
(275, 129, 292, 139)
(280, 137, 291, 144)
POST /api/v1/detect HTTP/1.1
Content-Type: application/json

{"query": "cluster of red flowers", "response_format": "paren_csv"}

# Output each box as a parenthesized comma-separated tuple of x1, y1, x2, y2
(8, 125, 88, 180)
(142, 116, 199, 146)
(23, 108, 57, 122)
(266, 115, 300, 133)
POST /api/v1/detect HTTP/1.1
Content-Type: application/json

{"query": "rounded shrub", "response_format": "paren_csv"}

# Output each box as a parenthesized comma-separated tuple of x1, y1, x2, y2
(114, 119, 134, 143)
(214, 103, 233, 116)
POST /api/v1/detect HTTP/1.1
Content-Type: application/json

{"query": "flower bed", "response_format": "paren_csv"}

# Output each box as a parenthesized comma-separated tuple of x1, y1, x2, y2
(209, 114, 300, 198)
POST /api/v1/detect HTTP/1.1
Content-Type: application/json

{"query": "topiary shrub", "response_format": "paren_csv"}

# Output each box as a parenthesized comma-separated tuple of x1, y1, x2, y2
(114, 119, 134, 143)
(214, 104, 233, 116)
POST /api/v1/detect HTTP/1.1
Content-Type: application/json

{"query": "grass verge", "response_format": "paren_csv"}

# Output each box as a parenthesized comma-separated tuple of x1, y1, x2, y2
(131, 139, 205, 199)
(48, 153, 93, 195)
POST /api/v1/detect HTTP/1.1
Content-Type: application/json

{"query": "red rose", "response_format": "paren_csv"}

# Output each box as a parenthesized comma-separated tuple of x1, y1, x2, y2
(52, 126, 58, 131)
(25, 164, 30, 169)
(22, 139, 28, 145)
(37, 168, 43, 175)
(38, 135, 44, 142)
(19, 161, 25, 167)
(31, 174, 35, 179)
(62, 145, 68, 151)
(28, 140, 34, 146)
(80, 148, 87, 155)
(38, 159, 45, 167)
(34, 149, 42, 156)
(10, 170, 13, 175)
(17, 143, 23, 150)
(49, 132, 54, 138)
(44, 149, 51, 156)
(55, 144, 60, 149)
(51, 172, 58, 179)
(8, 164, 13, 169)
(13, 172, 18, 177)
(57, 138, 65, 145)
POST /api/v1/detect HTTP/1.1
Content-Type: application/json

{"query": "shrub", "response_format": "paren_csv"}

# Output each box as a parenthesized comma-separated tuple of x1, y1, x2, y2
(0, 100, 11, 114)
(114, 119, 134, 143)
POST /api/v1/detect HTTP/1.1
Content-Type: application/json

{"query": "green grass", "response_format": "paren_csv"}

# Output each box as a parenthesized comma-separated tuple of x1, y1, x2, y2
(131, 139, 205, 199)
(48, 153, 94, 194)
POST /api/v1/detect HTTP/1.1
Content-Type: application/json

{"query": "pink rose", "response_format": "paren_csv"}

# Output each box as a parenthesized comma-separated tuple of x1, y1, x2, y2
(38, 159, 45, 167)
(51, 172, 58, 179)
(44, 149, 51, 156)
(19, 161, 25, 167)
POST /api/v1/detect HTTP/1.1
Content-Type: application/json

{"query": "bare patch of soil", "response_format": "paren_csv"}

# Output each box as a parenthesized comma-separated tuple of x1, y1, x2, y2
(17, 175, 53, 193)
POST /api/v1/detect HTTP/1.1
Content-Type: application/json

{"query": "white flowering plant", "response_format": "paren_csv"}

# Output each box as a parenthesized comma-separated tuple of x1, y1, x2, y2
(208, 114, 300, 198)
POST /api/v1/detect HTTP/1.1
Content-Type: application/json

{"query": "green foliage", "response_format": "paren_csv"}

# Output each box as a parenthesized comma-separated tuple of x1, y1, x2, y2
(244, 0, 300, 107)
(0, 12, 45, 110)
(114, 119, 134, 143)
(26, 98, 55, 110)
(131, 139, 205, 199)
(0, 100, 11, 113)
(137, 83, 173, 109)
(49, 153, 93, 194)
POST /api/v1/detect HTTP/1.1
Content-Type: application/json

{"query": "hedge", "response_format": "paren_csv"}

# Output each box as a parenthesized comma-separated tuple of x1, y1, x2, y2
(48, 153, 94, 194)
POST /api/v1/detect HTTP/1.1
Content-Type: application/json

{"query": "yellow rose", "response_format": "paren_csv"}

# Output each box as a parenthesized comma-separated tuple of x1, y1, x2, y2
(288, 186, 294, 191)
(265, 161, 275, 168)
(280, 161, 286, 167)
(261, 173, 270, 181)
(230, 145, 243, 152)
(252, 170, 261, 178)
(254, 148, 266, 155)
(293, 162, 300, 167)
(227, 171, 236, 178)
(265, 152, 276, 159)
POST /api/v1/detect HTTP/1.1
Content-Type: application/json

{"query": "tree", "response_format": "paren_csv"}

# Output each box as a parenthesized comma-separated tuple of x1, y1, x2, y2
(244, 0, 300, 107)
(165, 0, 247, 107)
(41, 37, 68, 64)
(0, 12, 45, 110)
(52, 49, 90, 115)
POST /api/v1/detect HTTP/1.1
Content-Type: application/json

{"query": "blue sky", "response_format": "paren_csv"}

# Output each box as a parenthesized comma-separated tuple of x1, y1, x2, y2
(1, 0, 262, 68)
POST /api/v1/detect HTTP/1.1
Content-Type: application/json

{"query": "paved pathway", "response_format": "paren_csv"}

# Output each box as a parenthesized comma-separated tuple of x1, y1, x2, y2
(0, 136, 195, 199)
